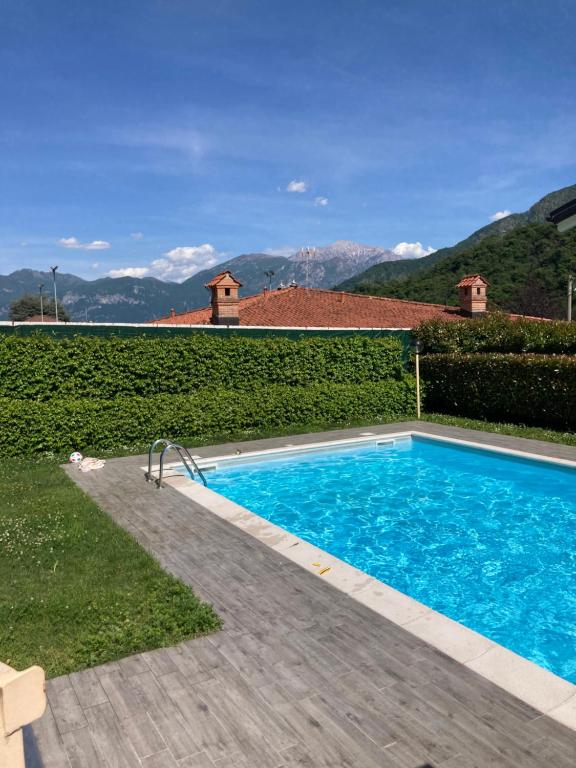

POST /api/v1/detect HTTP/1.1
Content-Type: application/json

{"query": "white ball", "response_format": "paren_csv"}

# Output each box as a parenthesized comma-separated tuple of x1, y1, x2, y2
(69, 451, 83, 463)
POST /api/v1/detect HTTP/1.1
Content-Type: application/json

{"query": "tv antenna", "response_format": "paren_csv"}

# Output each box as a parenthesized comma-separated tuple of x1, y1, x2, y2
(264, 270, 275, 291)
(301, 246, 315, 287)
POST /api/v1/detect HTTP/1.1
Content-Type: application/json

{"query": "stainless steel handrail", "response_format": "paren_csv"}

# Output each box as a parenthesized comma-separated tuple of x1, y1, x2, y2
(147, 440, 208, 488)
(177, 444, 208, 487)
(145, 438, 172, 482)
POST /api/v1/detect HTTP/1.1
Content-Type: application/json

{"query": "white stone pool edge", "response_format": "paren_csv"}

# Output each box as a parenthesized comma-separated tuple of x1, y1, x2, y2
(146, 429, 576, 730)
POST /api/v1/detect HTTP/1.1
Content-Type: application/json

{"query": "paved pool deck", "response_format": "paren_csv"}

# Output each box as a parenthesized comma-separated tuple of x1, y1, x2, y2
(28, 422, 576, 767)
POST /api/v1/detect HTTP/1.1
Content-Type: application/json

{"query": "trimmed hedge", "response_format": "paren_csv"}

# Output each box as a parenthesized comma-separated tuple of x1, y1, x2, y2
(415, 314, 576, 354)
(0, 334, 405, 400)
(421, 354, 576, 429)
(1, 380, 417, 457)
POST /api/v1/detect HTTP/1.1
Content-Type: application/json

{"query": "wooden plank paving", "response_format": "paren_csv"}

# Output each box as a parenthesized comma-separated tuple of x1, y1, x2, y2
(28, 422, 576, 766)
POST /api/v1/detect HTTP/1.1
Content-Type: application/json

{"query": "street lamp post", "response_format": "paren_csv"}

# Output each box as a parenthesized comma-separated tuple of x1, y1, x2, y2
(50, 266, 59, 322)
(547, 199, 576, 322)
(38, 284, 44, 323)
(411, 338, 423, 419)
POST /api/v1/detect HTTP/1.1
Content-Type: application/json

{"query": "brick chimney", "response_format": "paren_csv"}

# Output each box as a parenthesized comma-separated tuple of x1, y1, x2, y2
(456, 275, 489, 317)
(205, 271, 242, 325)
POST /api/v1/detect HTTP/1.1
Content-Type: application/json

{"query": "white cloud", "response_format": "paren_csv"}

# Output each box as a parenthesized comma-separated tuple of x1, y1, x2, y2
(392, 242, 437, 259)
(151, 244, 220, 281)
(490, 209, 512, 222)
(130, 232, 144, 240)
(286, 180, 307, 193)
(91, 262, 100, 269)
(314, 196, 329, 207)
(59, 236, 111, 251)
(107, 267, 150, 278)
(106, 243, 222, 283)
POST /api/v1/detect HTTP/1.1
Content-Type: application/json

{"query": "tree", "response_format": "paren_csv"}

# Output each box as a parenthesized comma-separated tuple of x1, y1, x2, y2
(341, 223, 576, 315)
(9, 294, 70, 322)
(508, 277, 561, 320)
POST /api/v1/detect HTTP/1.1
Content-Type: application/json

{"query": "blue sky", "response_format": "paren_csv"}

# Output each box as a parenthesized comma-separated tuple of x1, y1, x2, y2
(1, 0, 575, 280)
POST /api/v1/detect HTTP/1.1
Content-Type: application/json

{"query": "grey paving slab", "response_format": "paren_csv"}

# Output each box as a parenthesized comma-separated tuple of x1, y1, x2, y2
(99, 670, 148, 721)
(68, 668, 108, 711)
(84, 702, 141, 768)
(140, 750, 180, 768)
(27, 706, 71, 768)
(121, 712, 167, 759)
(45, 677, 87, 735)
(32, 422, 576, 767)
(179, 752, 220, 768)
(160, 680, 237, 762)
(140, 649, 179, 678)
(61, 727, 102, 768)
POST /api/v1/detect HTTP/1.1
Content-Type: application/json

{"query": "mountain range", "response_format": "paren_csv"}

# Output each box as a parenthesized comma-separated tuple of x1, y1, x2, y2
(0, 241, 399, 323)
(346, 223, 576, 319)
(2, 183, 575, 322)
(336, 183, 576, 294)
(335, 183, 576, 319)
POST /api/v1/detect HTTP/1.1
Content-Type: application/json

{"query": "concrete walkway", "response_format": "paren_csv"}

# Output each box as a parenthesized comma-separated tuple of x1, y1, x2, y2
(29, 423, 576, 767)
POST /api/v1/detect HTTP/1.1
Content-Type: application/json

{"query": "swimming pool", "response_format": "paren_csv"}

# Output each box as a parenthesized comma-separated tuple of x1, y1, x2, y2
(197, 435, 576, 683)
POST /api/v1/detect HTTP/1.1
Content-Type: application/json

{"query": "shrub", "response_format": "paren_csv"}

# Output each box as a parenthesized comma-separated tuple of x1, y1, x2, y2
(1, 380, 417, 456)
(421, 353, 576, 429)
(415, 314, 576, 355)
(0, 334, 406, 400)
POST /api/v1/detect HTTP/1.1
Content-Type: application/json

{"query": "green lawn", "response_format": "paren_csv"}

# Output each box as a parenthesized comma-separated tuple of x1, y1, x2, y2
(423, 412, 576, 447)
(0, 458, 221, 678)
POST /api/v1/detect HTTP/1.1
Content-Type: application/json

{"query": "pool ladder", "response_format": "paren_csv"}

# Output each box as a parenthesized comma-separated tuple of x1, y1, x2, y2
(145, 438, 208, 488)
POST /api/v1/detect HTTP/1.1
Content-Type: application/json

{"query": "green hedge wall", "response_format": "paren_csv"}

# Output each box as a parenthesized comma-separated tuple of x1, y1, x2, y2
(415, 314, 576, 354)
(1, 380, 416, 456)
(0, 334, 405, 400)
(421, 353, 576, 429)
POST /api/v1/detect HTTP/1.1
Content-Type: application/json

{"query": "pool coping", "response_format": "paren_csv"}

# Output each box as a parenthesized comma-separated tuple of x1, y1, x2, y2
(145, 427, 576, 730)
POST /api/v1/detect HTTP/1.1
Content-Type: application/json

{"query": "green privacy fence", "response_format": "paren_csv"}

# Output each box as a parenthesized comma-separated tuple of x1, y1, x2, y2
(0, 334, 409, 399)
(0, 381, 417, 456)
(0, 329, 416, 455)
(0, 321, 409, 344)
(415, 314, 576, 354)
(421, 352, 576, 429)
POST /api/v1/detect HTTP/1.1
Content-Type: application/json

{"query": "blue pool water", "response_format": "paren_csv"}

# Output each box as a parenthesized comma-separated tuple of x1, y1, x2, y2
(201, 436, 576, 682)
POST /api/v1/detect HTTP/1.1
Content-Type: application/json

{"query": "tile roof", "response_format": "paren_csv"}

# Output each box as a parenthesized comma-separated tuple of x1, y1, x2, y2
(150, 286, 467, 328)
(456, 275, 489, 287)
(204, 271, 242, 288)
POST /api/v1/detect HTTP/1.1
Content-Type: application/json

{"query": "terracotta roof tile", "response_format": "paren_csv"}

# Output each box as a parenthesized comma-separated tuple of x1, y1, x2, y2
(204, 271, 242, 288)
(456, 275, 489, 287)
(150, 286, 466, 328)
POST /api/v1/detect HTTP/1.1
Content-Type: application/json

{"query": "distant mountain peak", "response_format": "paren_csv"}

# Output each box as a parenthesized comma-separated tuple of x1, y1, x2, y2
(0, 240, 396, 321)
(327, 239, 378, 249)
(288, 240, 396, 266)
